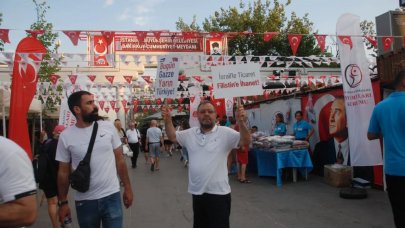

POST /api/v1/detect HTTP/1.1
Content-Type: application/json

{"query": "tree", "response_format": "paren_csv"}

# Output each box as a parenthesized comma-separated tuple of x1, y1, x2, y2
(360, 20, 377, 58)
(176, 0, 324, 57)
(30, 0, 61, 112)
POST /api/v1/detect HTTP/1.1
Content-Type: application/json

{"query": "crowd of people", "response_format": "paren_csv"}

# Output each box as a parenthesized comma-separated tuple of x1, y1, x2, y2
(1, 69, 405, 227)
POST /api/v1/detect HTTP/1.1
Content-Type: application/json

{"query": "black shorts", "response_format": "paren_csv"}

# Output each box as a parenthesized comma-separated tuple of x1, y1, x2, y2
(164, 140, 173, 145)
(43, 186, 58, 198)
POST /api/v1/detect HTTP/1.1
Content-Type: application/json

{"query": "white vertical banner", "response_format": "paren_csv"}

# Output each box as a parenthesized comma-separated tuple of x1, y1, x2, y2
(188, 86, 201, 128)
(336, 14, 382, 166)
(155, 55, 180, 99)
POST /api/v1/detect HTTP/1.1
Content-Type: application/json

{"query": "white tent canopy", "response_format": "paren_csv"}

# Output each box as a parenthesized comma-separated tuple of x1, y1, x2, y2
(0, 89, 42, 116)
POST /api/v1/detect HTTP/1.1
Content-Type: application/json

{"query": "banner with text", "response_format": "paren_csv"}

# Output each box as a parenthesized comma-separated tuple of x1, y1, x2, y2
(115, 35, 203, 52)
(211, 63, 263, 98)
(337, 14, 382, 166)
(155, 56, 180, 99)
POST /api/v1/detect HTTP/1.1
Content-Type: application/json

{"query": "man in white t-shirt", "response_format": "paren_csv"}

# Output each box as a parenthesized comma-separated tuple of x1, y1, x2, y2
(162, 100, 251, 228)
(56, 91, 133, 227)
(145, 119, 164, 171)
(0, 136, 37, 227)
(126, 121, 141, 168)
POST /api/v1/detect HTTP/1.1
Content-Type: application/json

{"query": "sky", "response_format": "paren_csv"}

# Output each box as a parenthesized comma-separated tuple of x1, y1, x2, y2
(0, 0, 400, 53)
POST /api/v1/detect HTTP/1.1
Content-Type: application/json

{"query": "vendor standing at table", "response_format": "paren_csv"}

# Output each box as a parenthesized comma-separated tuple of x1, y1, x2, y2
(293, 111, 314, 141)
(273, 113, 287, 136)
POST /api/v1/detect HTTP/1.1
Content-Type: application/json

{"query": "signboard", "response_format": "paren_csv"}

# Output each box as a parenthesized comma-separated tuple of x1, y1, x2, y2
(115, 35, 203, 52)
(155, 56, 180, 99)
(211, 63, 263, 98)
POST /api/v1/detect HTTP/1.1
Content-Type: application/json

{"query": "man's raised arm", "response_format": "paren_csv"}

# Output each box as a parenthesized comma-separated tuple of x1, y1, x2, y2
(162, 105, 177, 143)
(236, 101, 251, 146)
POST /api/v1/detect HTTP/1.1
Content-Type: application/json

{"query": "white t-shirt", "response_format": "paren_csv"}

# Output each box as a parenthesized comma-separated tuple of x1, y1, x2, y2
(56, 121, 122, 201)
(146, 127, 162, 143)
(0, 137, 36, 204)
(176, 125, 240, 195)
(126, 128, 140, 143)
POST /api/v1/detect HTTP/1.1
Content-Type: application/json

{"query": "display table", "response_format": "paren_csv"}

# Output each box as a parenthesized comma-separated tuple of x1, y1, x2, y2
(255, 148, 313, 186)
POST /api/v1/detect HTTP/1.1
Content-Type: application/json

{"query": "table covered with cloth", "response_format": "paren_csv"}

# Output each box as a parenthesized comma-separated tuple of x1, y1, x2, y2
(254, 148, 313, 186)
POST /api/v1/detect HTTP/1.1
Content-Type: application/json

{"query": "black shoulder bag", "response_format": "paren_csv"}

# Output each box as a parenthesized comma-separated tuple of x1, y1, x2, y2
(70, 121, 98, 193)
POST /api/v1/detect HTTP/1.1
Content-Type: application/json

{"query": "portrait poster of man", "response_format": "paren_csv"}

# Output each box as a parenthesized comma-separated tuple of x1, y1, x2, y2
(302, 82, 382, 183)
(210, 41, 222, 55)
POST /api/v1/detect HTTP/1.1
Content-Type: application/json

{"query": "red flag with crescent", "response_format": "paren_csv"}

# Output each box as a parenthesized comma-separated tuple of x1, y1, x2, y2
(93, 35, 109, 66)
(263, 32, 279, 42)
(365, 35, 377, 48)
(211, 96, 226, 118)
(63, 31, 81, 46)
(49, 74, 60, 85)
(68, 74, 77, 84)
(0, 29, 11, 43)
(142, 75, 152, 84)
(382, 36, 394, 51)
(314, 35, 327, 54)
(338, 36, 353, 49)
(87, 74, 96, 82)
(105, 75, 115, 84)
(123, 75, 133, 84)
(9, 37, 46, 159)
(25, 30, 45, 38)
(288, 34, 302, 56)
(98, 100, 105, 110)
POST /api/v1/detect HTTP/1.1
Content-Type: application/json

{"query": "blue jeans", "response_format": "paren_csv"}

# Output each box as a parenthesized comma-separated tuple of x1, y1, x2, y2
(182, 147, 189, 161)
(75, 192, 123, 228)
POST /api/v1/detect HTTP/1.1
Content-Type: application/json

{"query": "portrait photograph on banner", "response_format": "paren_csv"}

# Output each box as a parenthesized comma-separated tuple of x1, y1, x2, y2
(209, 40, 222, 55)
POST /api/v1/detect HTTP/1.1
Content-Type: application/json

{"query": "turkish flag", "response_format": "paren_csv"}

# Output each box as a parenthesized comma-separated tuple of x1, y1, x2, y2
(211, 97, 226, 118)
(338, 36, 353, 49)
(9, 37, 46, 159)
(263, 32, 279, 42)
(382, 36, 394, 51)
(63, 31, 81, 46)
(365, 35, 377, 48)
(0, 29, 11, 43)
(93, 35, 109, 66)
(48, 74, 60, 85)
(287, 34, 302, 56)
(314, 35, 327, 54)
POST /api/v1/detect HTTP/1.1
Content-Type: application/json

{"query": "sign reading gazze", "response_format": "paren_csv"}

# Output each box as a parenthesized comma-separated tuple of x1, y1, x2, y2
(155, 56, 180, 99)
(211, 63, 263, 98)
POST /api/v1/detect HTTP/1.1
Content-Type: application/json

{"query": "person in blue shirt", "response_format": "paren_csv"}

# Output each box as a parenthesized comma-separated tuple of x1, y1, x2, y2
(273, 113, 287, 136)
(293, 111, 314, 141)
(368, 70, 405, 228)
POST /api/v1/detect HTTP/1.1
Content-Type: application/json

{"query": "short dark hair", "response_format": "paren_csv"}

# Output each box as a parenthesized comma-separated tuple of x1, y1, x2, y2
(212, 42, 219, 48)
(114, 119, 121, 122)
(197, 100, 216, 112)
(393, 70, 405, 89)
(68, 91, 92, 117)
(276, 113, 285, 123)
(252, 126, 258, 130)
(295, 111, 303, 117)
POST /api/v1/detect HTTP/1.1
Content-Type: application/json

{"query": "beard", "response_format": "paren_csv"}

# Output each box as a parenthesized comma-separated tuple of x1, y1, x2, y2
(199, 119, 215, 130)
(82, 107, 101, 123)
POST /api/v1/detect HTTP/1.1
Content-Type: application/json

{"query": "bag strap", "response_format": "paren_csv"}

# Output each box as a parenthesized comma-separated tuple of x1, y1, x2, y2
(82, 121, 98, 163)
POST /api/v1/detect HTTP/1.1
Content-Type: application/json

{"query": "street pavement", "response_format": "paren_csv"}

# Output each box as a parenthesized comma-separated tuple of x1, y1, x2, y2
(32, 151, 395, 228)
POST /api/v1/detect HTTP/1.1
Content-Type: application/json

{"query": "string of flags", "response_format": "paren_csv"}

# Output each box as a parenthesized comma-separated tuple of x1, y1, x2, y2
(0, 28, 400, 55)
(0, 69, 346, 114)
(0, 51, 341, 69)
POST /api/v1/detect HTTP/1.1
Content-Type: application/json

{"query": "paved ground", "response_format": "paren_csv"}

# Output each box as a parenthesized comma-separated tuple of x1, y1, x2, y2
(32, 151, 395, 228)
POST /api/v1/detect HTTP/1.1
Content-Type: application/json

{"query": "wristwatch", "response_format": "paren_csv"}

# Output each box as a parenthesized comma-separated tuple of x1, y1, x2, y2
(58, 200, 68, 207)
